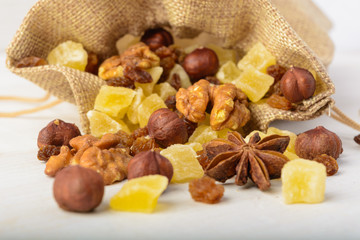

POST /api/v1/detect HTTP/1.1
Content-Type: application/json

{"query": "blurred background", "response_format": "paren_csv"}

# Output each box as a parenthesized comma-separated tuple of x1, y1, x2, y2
(1, 0, 360, 55)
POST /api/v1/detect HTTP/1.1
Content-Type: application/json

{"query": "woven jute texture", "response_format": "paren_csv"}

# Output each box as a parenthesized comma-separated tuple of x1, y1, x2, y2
(6, 0, 335, 133)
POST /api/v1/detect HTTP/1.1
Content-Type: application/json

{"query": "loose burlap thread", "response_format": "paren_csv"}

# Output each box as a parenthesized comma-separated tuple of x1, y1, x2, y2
(6, 0, 335, 133)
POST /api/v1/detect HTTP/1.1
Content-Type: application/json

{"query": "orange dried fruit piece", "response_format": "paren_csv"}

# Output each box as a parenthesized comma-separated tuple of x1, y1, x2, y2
(160, 144, 204, 183)
(94, 85, 136, 119)
(188, 125, 218, 145)
(237, 42, 276, 73)
(153, 82, 177, 101)
(47, 40, 88, 71)
(216, 61, 242, 84)
(166, 64, 192, 89)
(87, 110, 130, 137)
(109, 175, 168, 213)
(137, 94, 167, 128)
(282, 159, 326, 204)
(232, 65, 274, 102)
(207, 44, 237, 66)
(127, 87, 145, 125)
(135, 66, 163, 96)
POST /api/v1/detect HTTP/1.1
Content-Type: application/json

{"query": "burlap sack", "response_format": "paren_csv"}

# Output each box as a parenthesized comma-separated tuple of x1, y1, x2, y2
(6, 0, 335, 133)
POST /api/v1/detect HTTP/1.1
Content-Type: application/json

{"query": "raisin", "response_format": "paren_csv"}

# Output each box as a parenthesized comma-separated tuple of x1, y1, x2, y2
(131, 127, 149, 139)
(313, 154, 339, 176)
(105, 77, 135, 89)
(85, 52, 99, 75)
(123, 65, 152, 83)
(188, 176, 224, 204)
(15, 56, 47, 68)
(196, 150, 211, 170)
(155, 46, 178, 83)
(130, 136, 159, 156)
(354, 134, 360, 145)
(266, 94, 293, 110)
(115, 130, 134, 148)
(205, 76, 221, 85)
(168, 73, 181, 90)
(165, 95, 177, 110)
(37, 145, 61, 161)
(267, 64, 287, 82)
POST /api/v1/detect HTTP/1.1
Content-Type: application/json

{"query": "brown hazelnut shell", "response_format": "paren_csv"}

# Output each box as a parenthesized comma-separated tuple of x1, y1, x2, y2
(182, 47, 219, 81)
(37, 119, 81, 148)
(147, 108, 188, 148)
(127, 150, 173, 182)
(53, 166, 104, 212)
(280, 66, 316, 103)
(140, 28, 174, 51)
(295, 126, 343, 160)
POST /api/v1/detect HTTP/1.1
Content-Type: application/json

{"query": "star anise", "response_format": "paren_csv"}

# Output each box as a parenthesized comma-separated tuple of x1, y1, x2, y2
(204, 131, 290, 191)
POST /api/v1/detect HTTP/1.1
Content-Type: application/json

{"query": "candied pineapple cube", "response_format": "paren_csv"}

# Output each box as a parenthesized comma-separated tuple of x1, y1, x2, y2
(94, 85, 136, 119)
(160, 144, 204, 183)
(166, 64, 192, 89)
(267, 127, 297, 154)
(116, 34, 140, 54)
(188, 125, 218, 145)
(135, 66, 163, 96)
(127, 87, 145, 124)
(216, 128, 232, 139)
(237, 42, 276, 73)
(110, 175, 168, 213)
(232, 65, 274, 102)
(207, 44, 237, 66)
(87, 110, 130, 137)
(284, 150, 299, 160)
(47, 40, 88, 71)
(216, 61, 243, 84)
(137, 94, 167, 128)
(282, 159, 326, 204)
(186, 142, 203, 152)
(154, 82, 177, 101)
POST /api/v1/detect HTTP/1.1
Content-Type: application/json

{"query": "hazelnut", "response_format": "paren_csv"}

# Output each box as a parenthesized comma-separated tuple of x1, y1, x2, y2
(295, 126, 343, 160)
(127, 150, 173, 181)
(53, 165, 104, 212)
(140, 28, 174, 51)
(37, 119, 81, 148)
(280, 66, 316, 103)
(182, 47, 219, 82)
(147, 108, 188, 148)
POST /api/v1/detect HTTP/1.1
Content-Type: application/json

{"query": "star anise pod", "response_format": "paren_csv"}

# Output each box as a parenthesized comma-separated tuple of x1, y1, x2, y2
(204, 131, 290, 191)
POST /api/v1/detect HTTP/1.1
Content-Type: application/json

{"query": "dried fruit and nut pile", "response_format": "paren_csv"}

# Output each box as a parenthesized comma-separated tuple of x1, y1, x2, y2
(21, 28, 345, 213)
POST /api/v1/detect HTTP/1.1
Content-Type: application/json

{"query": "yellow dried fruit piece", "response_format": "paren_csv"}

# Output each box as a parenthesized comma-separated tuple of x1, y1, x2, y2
(135, 66, 163, 96)
(110, 175, 168, 213)
(267, 127, 297, 153)
(282, 159, 326, 204)
(188, 125, 218, 145)
(207, 43, 237, 66)
(94, 85, 136, 119)
(116, 34, 140, 54)
(284, 150, 299, 160)
(47, 40, 88, 71)
(137, 94, 167, 128)
(154, 82, 177, 101)
(127, 87, 145, 125)
(232, 65, 274, 102)
(216, 61, 243, 84)
(186, 142, 203, 152)
(160, 144, 204, 183)
(237, 42, 276, 73)
(216, 128, 232, 139)
(166, 64, 192, 89)
(87, 110, 130, 138)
